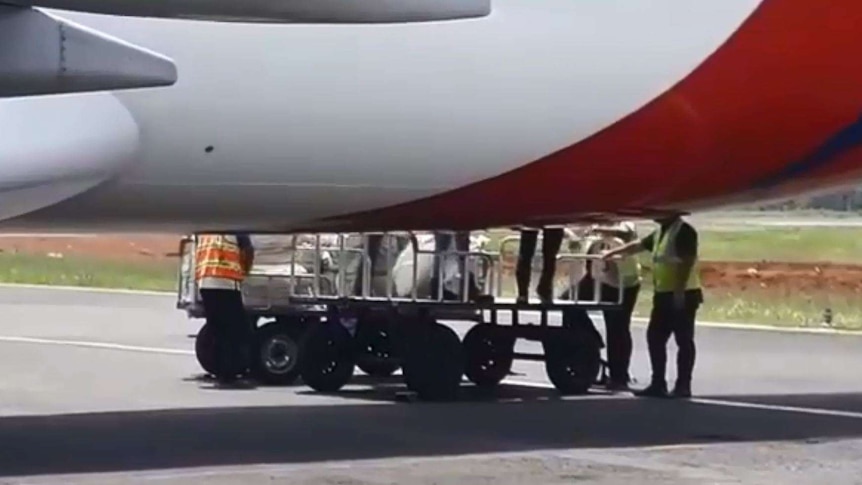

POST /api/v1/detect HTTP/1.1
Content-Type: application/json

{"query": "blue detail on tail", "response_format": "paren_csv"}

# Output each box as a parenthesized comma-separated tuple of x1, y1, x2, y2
(754, 114, 862, 189)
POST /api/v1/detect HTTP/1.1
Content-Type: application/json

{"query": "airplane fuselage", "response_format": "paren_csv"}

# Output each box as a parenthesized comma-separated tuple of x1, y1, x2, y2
(1, 0, 861, 233)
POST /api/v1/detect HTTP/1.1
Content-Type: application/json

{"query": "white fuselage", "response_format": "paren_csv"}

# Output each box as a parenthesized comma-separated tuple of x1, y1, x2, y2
(0, 1, 762, 232)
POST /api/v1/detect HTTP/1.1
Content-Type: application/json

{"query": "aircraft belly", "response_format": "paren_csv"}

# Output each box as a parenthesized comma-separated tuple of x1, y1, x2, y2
(109, 0, 762, 195)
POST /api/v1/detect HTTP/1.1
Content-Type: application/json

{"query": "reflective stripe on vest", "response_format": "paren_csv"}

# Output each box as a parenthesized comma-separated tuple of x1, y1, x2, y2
(195, 235, 245, 282)
(652, 220, 701, 293)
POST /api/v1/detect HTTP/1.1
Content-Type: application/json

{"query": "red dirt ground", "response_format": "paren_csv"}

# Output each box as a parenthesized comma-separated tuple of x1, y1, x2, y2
(701, 261, 862, 295)
(0, 235, 181, 264)
(0, 234, 859, 295)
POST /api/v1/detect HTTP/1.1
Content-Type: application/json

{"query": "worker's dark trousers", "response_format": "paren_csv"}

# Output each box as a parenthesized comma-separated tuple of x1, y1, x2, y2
(430, 232, 481, 300)
(646, 291, 701, 388)
(200, 288, 250, 381)
(600, 284, 640, 385)
(564, 280, 639, 385)
(516, 228, 564, 300)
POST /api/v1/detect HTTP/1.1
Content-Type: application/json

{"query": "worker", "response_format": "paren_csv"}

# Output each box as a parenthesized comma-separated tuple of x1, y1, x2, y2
(195, 232, 255, 384)
(600, 215, 702, 398)
(588, 222, 642, 390)
(515, 226, 565, 304)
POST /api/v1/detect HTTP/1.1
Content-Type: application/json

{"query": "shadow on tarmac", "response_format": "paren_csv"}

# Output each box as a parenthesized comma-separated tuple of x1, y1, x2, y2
(3, 389, 862, 478)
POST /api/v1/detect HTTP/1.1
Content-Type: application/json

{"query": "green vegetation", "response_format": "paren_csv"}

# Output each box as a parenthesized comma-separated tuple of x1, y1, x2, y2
(0, 252, 176, 292)
(629, 284, 860, 330)
(697, 227, 862, 264)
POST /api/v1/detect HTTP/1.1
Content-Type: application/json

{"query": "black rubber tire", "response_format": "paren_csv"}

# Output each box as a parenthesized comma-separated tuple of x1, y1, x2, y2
(402, 322, 464, 401)
(251, 322, 303, 386)
(194, 322, 217, 375)
(299, 321, 356, 393)
(355, 313, 401, 377)
(462, 323, 515, 389)
(543, 333, 602, 395)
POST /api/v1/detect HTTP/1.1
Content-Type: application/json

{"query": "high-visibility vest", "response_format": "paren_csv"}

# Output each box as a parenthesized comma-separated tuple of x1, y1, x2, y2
(652, 220, 701, 293)
(194, 234, 245, 282)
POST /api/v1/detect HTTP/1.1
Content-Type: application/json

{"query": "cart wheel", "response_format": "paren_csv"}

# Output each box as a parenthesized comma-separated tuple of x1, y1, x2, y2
(195, 322, 217, 375)
(275, 316, 312, 342)
(299, 321, 356, 393)
(251, 322, 302, 386)
(355, 313, 400, 378)
(463, 323, 515, 389)
(543, 333, 601, 395)
(402, 321, 464, 401)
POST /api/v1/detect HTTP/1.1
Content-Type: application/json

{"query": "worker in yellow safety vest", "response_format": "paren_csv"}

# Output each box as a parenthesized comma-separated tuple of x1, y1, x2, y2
(587, 221, 643, 391)
(195, 233, 254, 384)
(600, 215, 702, 399)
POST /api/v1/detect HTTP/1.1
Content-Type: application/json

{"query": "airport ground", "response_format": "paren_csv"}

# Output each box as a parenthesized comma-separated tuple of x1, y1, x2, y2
(3, 286, 862, 483)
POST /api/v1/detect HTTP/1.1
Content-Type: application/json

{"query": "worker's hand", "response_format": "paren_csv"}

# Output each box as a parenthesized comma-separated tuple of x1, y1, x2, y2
(673, 290, 686, 311)
(600, 249, 615, 261)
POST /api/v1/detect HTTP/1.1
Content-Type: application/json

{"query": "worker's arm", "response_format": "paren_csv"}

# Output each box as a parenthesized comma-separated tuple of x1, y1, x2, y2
(600, 233, 651, 260)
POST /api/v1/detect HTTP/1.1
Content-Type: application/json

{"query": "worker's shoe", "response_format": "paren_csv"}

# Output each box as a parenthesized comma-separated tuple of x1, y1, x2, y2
(470, 293, 495, 305)
(605, 373, 633, 391)
(605, 380, 630, 392)
(633, 382, 669, 398)
(671, 383, 692, 399)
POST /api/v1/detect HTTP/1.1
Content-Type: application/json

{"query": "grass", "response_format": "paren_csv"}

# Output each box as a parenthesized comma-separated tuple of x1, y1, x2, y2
(1, 224, 861, 329)
(698, 227, 862, 263)
(0, 253, 177, 292)
(629, 284, 861, 330)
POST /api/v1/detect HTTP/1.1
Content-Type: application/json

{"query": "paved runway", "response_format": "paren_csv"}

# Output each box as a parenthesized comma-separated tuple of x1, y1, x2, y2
(2, 287, 862, 484)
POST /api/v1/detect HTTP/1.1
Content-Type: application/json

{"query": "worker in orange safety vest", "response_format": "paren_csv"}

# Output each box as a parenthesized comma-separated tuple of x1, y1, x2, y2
(195, 233, 254, 384)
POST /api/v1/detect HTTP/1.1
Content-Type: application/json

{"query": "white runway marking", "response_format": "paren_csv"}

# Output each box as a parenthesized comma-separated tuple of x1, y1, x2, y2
(690, 397, 862, 420)
(0, 282, 172, 296)
(476, 383, 862, 421)
(0, 335, 193, 356)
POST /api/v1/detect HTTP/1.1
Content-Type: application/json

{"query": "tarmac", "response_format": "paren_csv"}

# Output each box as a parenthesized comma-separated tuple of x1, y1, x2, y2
(2, 287, 862, 483)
